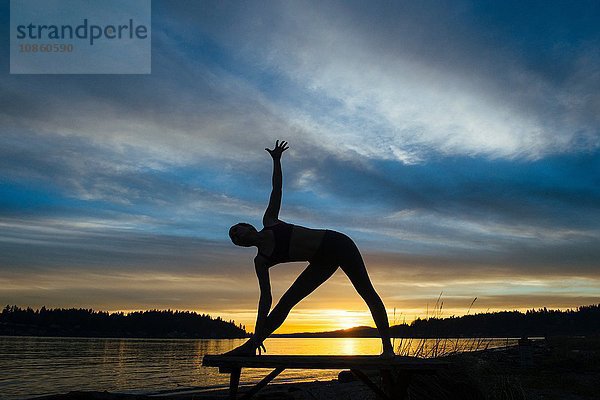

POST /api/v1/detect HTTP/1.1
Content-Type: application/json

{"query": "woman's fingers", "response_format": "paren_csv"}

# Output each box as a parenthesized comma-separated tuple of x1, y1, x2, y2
(257, 343, 267, 355)
(265, 140, 289, 157)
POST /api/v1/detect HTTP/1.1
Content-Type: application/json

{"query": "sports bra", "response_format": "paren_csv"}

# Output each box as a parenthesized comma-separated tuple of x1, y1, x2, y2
(258, 221, 294, 265)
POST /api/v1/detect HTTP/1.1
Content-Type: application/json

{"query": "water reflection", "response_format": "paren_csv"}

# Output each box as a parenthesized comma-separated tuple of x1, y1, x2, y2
(0, 336, 516, 400)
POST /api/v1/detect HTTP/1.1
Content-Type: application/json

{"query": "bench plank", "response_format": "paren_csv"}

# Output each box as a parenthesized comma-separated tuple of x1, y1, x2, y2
(203, 354, 448, 370)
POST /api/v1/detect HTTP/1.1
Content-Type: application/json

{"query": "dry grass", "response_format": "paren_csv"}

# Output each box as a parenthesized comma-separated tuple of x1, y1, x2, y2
(395, 336, 502, 358)
(393, 295, 515, 358)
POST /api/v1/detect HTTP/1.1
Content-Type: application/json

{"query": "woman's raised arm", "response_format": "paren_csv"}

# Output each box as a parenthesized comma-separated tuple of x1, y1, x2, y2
(263, 140, 288, 226)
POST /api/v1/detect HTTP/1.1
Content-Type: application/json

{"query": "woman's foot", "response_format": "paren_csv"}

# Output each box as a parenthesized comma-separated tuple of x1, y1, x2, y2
(223, 340, 256, 356)
(381, 343, 395, 358)
(380, 349, 395, 358)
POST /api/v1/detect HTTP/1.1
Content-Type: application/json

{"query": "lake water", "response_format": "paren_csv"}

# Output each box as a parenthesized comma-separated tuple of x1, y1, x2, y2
(0, 336, 516, 399)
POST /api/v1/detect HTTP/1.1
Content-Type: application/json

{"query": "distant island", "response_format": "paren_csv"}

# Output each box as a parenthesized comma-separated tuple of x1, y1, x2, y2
(2, 304, 598, 339)
(274, 304, 600, 338)
(0, 305, 247, 338)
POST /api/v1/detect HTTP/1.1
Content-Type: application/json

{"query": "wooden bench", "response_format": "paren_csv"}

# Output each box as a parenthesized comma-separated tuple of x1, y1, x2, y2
(202, 355, 449, 400)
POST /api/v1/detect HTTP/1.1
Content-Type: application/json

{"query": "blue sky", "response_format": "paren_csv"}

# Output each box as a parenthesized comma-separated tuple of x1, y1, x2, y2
(1, 0, 599, 332)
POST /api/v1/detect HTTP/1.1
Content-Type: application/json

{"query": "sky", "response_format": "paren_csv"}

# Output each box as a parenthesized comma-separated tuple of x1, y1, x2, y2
(1, 0, 599, 333)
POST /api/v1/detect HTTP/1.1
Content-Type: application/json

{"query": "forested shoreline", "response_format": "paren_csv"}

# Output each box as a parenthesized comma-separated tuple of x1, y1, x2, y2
(277, 304, 600, 338)
(2, 304, 598, 339)
(0, 306, 247, 338)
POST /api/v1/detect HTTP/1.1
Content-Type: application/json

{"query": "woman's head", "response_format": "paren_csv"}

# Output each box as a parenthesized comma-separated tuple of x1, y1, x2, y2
(229, 223, 258, 247)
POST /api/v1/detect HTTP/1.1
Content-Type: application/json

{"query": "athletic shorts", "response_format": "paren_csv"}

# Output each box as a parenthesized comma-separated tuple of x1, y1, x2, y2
(309, 230, 361, 266)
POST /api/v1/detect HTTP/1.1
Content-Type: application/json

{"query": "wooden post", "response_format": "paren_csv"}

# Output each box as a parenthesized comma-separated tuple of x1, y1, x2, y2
(382, 369, 411, 400)
(229, 367, 241, 400)
(381, 369, 393, 398)
(394, 371, 411, 400)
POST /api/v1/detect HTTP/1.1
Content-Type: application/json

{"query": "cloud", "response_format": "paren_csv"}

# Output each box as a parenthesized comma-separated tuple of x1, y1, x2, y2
(2, 127, 598, 276)
(2, 1, 599, 166)
(163, 0, 599, 162)
(2, 1, 599, 174)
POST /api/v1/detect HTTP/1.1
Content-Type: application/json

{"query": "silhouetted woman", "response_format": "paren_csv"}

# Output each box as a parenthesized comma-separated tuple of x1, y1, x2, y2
(228, 141, 394, 356)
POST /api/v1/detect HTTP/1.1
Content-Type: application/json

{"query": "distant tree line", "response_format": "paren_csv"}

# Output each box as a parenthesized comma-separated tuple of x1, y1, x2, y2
(403, 304, 600, 338)
(3, 304, 598, 339)
(277, 304, 600, 338)
(0, 305, 247, 339)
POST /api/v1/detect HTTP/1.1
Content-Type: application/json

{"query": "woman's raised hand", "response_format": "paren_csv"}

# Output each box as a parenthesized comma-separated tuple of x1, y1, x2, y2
(265, 140, 289, 159)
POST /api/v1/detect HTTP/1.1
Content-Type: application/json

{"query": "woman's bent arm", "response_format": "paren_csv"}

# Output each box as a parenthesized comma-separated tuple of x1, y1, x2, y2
(253, 258, 272, 339)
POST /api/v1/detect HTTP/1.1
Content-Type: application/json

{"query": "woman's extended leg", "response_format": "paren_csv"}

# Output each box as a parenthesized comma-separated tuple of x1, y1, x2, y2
(254, 262, 338, 344)
(340, 250, 394, 355)
(225, 262, 337, 355)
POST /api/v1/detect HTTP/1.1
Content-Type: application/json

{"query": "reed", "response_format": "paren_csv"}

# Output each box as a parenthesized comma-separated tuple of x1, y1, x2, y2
(394, 295, 512, 358)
